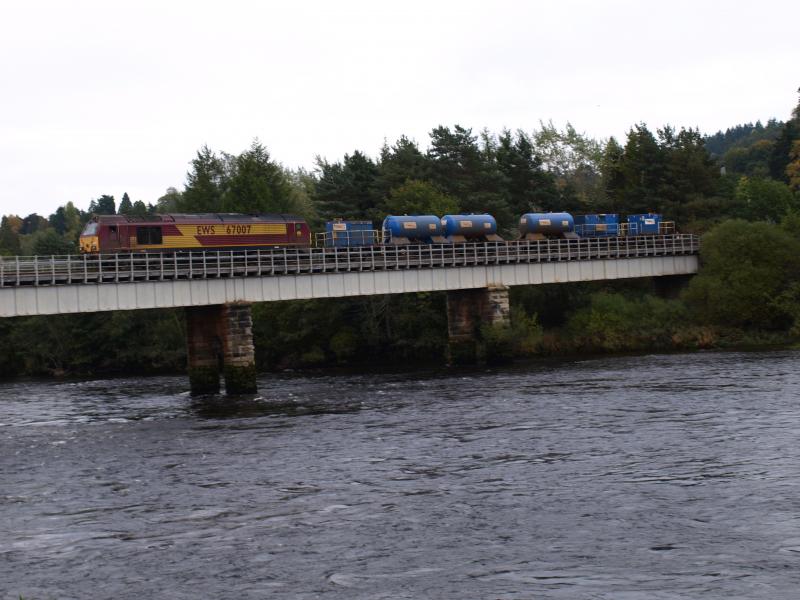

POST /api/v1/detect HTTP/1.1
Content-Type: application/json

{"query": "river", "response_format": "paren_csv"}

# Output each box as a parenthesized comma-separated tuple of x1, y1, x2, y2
(2, 351, 800, 599)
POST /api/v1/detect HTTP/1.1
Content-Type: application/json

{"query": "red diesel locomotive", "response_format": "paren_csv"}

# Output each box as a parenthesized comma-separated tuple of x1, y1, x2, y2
(79, 213, 311, 253)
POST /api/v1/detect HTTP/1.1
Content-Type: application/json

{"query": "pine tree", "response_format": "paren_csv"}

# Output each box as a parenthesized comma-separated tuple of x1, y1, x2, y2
(314, 150, 381, 221)
(88, 195, 116, 215)
(181, 146, 227, 212)
(118, 193, 133, 215)
(223, 140, 293, 213)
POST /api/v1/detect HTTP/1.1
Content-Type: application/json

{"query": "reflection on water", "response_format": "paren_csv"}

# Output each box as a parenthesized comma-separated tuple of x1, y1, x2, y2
(2, 351, 800, 599)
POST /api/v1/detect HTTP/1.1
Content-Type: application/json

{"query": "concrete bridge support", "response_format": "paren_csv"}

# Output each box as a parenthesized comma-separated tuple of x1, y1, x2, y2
(446, 285, 510, 365)
(185, 302, 257, 395)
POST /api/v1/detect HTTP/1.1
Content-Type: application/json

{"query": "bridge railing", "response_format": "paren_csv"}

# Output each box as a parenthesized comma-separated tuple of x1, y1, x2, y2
(0, 234, 699, 287)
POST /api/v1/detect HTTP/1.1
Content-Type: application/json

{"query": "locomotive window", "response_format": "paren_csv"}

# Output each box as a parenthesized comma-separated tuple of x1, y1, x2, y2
(136, 226, 163, 245)
(109, 226, 118, 240)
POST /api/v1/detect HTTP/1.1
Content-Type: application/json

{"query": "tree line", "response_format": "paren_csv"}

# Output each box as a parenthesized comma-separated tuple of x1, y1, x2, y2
(1, 91, 799, 377)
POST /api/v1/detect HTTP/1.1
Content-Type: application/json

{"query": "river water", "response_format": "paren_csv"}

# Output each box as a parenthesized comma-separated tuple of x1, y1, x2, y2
(2, 351, 800, 599)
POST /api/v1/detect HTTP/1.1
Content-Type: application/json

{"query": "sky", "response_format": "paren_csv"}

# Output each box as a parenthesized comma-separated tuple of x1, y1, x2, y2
(0, 0, 798, 217)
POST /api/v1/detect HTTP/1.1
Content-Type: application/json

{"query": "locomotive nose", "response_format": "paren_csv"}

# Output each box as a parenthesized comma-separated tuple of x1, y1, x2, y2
(80, 235, 98, 253)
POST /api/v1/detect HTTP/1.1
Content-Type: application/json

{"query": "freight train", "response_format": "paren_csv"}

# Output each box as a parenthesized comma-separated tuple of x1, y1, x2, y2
(79, 211, 672, 254)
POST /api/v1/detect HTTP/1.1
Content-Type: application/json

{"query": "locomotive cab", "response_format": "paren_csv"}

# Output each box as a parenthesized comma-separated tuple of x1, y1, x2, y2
(79, 220, 100, 253)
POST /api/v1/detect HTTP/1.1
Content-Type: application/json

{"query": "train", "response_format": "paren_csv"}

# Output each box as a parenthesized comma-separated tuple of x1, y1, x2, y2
(78, 211, 673, 254)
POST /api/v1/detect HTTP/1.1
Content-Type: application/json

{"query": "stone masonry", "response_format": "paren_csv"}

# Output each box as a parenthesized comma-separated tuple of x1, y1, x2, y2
(185, 302, 257, 395)
(446, 285, 510, 364)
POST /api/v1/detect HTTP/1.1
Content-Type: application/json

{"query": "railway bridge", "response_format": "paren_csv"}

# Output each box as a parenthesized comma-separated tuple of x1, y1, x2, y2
(0, 235, 700, 394)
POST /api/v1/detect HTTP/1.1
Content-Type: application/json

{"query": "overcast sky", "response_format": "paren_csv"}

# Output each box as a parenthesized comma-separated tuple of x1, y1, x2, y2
(1, 0, 797, 217)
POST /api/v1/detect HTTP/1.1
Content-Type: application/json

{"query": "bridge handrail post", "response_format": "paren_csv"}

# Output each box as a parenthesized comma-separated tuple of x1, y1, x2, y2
(51, 255, 56, 285)
(33, 255, 39, 286)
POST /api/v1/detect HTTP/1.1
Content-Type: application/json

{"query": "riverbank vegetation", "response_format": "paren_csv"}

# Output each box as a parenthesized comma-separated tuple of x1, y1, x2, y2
(1, 92, 799, 378)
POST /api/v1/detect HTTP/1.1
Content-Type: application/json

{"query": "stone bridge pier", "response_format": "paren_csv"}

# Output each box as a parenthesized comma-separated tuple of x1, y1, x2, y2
(185, 302, 257, 395)
(446, 285, 510, 364)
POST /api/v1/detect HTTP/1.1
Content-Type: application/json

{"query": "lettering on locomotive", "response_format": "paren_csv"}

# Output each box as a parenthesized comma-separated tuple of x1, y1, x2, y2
(196, 225, 215, 235)
(225, 224, 252, 234)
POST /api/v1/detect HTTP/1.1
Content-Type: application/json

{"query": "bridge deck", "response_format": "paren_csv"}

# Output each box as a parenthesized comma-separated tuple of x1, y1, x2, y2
(1, 235, 698, 288)
(0, 235, 700, 317)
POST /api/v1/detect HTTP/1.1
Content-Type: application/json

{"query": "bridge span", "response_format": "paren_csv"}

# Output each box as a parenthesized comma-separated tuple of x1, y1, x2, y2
(0, 234, 700, 393)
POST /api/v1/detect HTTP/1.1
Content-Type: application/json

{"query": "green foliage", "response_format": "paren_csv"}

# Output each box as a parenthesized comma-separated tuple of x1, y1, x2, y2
(0, 215, 22, 255)
(769, 91, 800, 181)
(533, 121, 604, 209)
(181, 146, 228, 211)
(20, 213, 48, 234)
(118, 192, 133, 215)
(705, 119, 783, 158)
(1, 309, 185, 377)
(565, 292, 688, 351)
(496, 129, 560, 215)
(31, 229, 75, 255)
(156, 187, 183, 213)
(731, 176, 796, 221)
(88, 195, 116, 215)
(683, 220, 800, 329)
(480, 308, 543, 364)
(314, 151, 382, 221)
(383, 179, 458, 216)
(378, 136, 430, 192)
(223, 140, 293, 213)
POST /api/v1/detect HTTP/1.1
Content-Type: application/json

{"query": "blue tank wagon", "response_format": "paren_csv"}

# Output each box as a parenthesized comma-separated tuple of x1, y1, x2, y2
(518, 212, 577, 240)
(440, 214, 503, 242)
(382, 215, 447, 244)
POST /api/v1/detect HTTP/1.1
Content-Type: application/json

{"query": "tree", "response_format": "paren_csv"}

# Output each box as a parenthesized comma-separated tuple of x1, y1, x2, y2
(495, 129, 560, 215)
(427, 125, 484, 200)
(769, 90, 800, 182)
(20, 213, 48, 235)
(532, 121, 605, 208)
(787, 140, 800, 192)
(31, 229, 75, 255)
(683, 220, 800, 329)
(88, 195, 116, 215)
(131, 200, 148, 216)
(48, 206, 68, 234)
(181, 146, 228, 212)
(156, 187, 183, 213)
(314, 150, 382, 221)
(600, 137, 625, 212)
(732, 176, 796, 222)
(377, 136, 430, 194)
(0, 215, 22, 255)
(382, 180, 459, 216)
(616, 124, 667, 214)
(118, 193, 133, 215)
(222, 140, 293, 213)
(427, 125, 514, 229)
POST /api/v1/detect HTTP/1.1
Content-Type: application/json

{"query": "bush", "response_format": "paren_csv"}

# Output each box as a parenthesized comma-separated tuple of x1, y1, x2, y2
(682, 220, 800, 329)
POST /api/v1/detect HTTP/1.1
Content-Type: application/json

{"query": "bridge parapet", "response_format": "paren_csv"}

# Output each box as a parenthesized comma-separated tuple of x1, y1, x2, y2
(0, 235, 698, 289)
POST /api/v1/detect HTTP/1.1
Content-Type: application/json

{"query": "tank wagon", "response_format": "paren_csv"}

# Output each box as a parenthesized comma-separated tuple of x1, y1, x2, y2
(382, 215, 447, 244)
(519, 212, 577, 240)
(441, 214, 503, 242)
